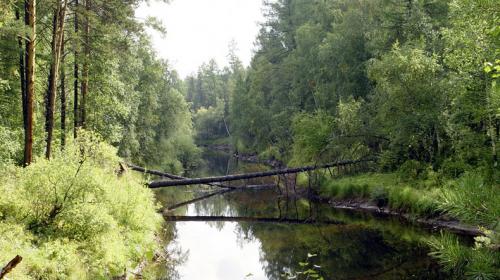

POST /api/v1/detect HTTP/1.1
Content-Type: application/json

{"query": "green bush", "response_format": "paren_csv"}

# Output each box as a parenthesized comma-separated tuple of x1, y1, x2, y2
(397, 160, 429, 181)
(0, 132, 162, 279)
(439, 158, 470, 179)
(370, 186, 389, 207)
(0, 126, 22, 166)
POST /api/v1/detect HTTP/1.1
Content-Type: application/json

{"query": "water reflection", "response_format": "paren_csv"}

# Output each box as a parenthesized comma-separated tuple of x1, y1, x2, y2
(159, 189, 445, 279)
(155, 150, 445, 279)
(169, 205, 268, 280)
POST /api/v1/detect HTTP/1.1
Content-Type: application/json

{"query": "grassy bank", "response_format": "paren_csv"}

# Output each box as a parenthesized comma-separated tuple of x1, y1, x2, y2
(0, 134, 163, 279)
(311, 171, 499, 279)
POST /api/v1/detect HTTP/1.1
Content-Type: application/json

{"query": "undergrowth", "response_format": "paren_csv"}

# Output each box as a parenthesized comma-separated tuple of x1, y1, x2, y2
(0, 132, 162, 279)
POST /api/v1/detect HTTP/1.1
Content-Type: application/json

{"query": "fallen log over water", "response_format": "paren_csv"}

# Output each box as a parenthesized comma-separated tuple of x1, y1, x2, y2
(164, 184, 277, 212)
(165, 189, 233, 211)
(149, 158, 374, 188)
(163, 215, 344, 225)
(126, 163, 235, 189)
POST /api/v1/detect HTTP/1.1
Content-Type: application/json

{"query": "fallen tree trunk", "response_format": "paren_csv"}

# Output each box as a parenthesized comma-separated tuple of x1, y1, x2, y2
(163, 215, 344, 225)
(165, 189, 233, 211)
(149, 158, 374, 188)
(0, 255, 22, 279)
(164, 184, 277, 212)
(126, 163, 235, 189)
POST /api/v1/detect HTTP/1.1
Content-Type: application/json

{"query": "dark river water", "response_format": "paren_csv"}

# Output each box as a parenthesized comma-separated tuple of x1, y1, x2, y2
(153, 150, 446, 280)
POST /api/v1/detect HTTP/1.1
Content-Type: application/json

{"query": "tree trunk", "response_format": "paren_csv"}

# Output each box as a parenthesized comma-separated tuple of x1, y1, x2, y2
(0, 255, 23, 280)
(60, 35, 66, 150)
(73, 0, 79, 138)
(126, 163, 234, 189)
(15, 7, 27, 134)
(81, 0, 90, 129)
(45, 0, 68, 159)
(24, 0, 36, 166)
(163, 215, 344, 225)
(149, 158, 374, 188)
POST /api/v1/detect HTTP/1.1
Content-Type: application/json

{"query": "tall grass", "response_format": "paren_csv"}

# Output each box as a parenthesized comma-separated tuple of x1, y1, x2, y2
(319, 171, 500, 279)
(437, 173, 500, 226)
(320, 173, 441, 217)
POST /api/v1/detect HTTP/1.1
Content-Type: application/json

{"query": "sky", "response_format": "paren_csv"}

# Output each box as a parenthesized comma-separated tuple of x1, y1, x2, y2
(135, 0, 265, 78)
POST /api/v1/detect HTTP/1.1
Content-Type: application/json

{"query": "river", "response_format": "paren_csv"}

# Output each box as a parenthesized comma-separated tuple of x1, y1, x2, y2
(153, 150, 446, 279)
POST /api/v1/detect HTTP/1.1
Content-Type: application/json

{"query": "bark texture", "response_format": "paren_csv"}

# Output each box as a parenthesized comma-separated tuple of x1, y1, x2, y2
(24, 0, 36, 166)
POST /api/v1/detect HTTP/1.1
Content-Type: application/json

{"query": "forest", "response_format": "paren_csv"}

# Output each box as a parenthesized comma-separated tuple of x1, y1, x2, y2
(0, 0, 498, 279)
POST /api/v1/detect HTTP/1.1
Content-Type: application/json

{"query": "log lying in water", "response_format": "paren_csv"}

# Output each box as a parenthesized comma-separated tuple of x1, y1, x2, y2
(163, 215, 345, 225)
(126, 163, 234, 189)
(149, 158, 374, 188)
(164, 184, 277, 212)
(165, 189, 233, 211)
(0, 255, 22, 279)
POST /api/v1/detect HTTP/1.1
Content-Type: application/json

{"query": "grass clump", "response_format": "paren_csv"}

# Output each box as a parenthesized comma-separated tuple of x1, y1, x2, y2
(387, 186, 441, 217)
(437, 172, 500, 227)
(0, 132, 162, 279)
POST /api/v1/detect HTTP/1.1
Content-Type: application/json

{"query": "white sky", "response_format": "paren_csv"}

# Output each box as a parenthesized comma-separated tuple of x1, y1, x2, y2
(135, 0, 265, 78)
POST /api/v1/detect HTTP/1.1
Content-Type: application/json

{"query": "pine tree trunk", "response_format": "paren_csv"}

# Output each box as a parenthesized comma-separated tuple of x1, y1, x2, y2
(24, 0, 36, 166)
(60, 35, 66, 150)
(73, 0, 79, 138)
(15, 6, 27, 134)
(81, 0, 90, 129)
(45, 0, 67, 159)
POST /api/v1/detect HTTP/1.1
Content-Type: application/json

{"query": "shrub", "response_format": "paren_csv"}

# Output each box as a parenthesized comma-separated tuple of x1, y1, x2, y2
(439, 158, 470, 179)
(0, 126, 22, 166)
(398, 160, 429, 181)
(370, 186, 389, 207)
(0, 132, 162, 279)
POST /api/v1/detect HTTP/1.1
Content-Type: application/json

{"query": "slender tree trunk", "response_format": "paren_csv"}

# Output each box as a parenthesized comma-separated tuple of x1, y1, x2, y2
(81, 0, 90, 129)
(45, 0, 67, 159)
(15, 6, 27, 133)
(60, 35, 66, 150)
(73, 0, 79, 138)
(24, 0, 36, 166)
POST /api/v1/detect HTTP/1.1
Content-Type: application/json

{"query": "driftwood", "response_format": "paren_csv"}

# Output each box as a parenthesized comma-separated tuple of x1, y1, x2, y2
(0, 255, 22, 279)
(149, 159, 374, 188)
(163, 215, 344, 225)
(126, 163, 234, 189)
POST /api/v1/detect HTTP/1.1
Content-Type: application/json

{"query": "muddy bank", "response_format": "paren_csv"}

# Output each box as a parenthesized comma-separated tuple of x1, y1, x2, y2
(316, 198, 485, 237)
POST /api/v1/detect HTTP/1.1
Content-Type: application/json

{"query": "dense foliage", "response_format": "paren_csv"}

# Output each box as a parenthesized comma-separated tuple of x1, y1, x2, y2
(0, 133, 162, 279)
(182, 0, 499, 278)
(0, 0, 198, 278)
(188, 0, 498, 179)
(0, 0, 198, 171)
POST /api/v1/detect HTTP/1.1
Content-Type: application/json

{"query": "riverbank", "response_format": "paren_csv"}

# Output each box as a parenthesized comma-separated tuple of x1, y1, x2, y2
(305, 172, 499, 279)
(0, 136, 163, 279)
